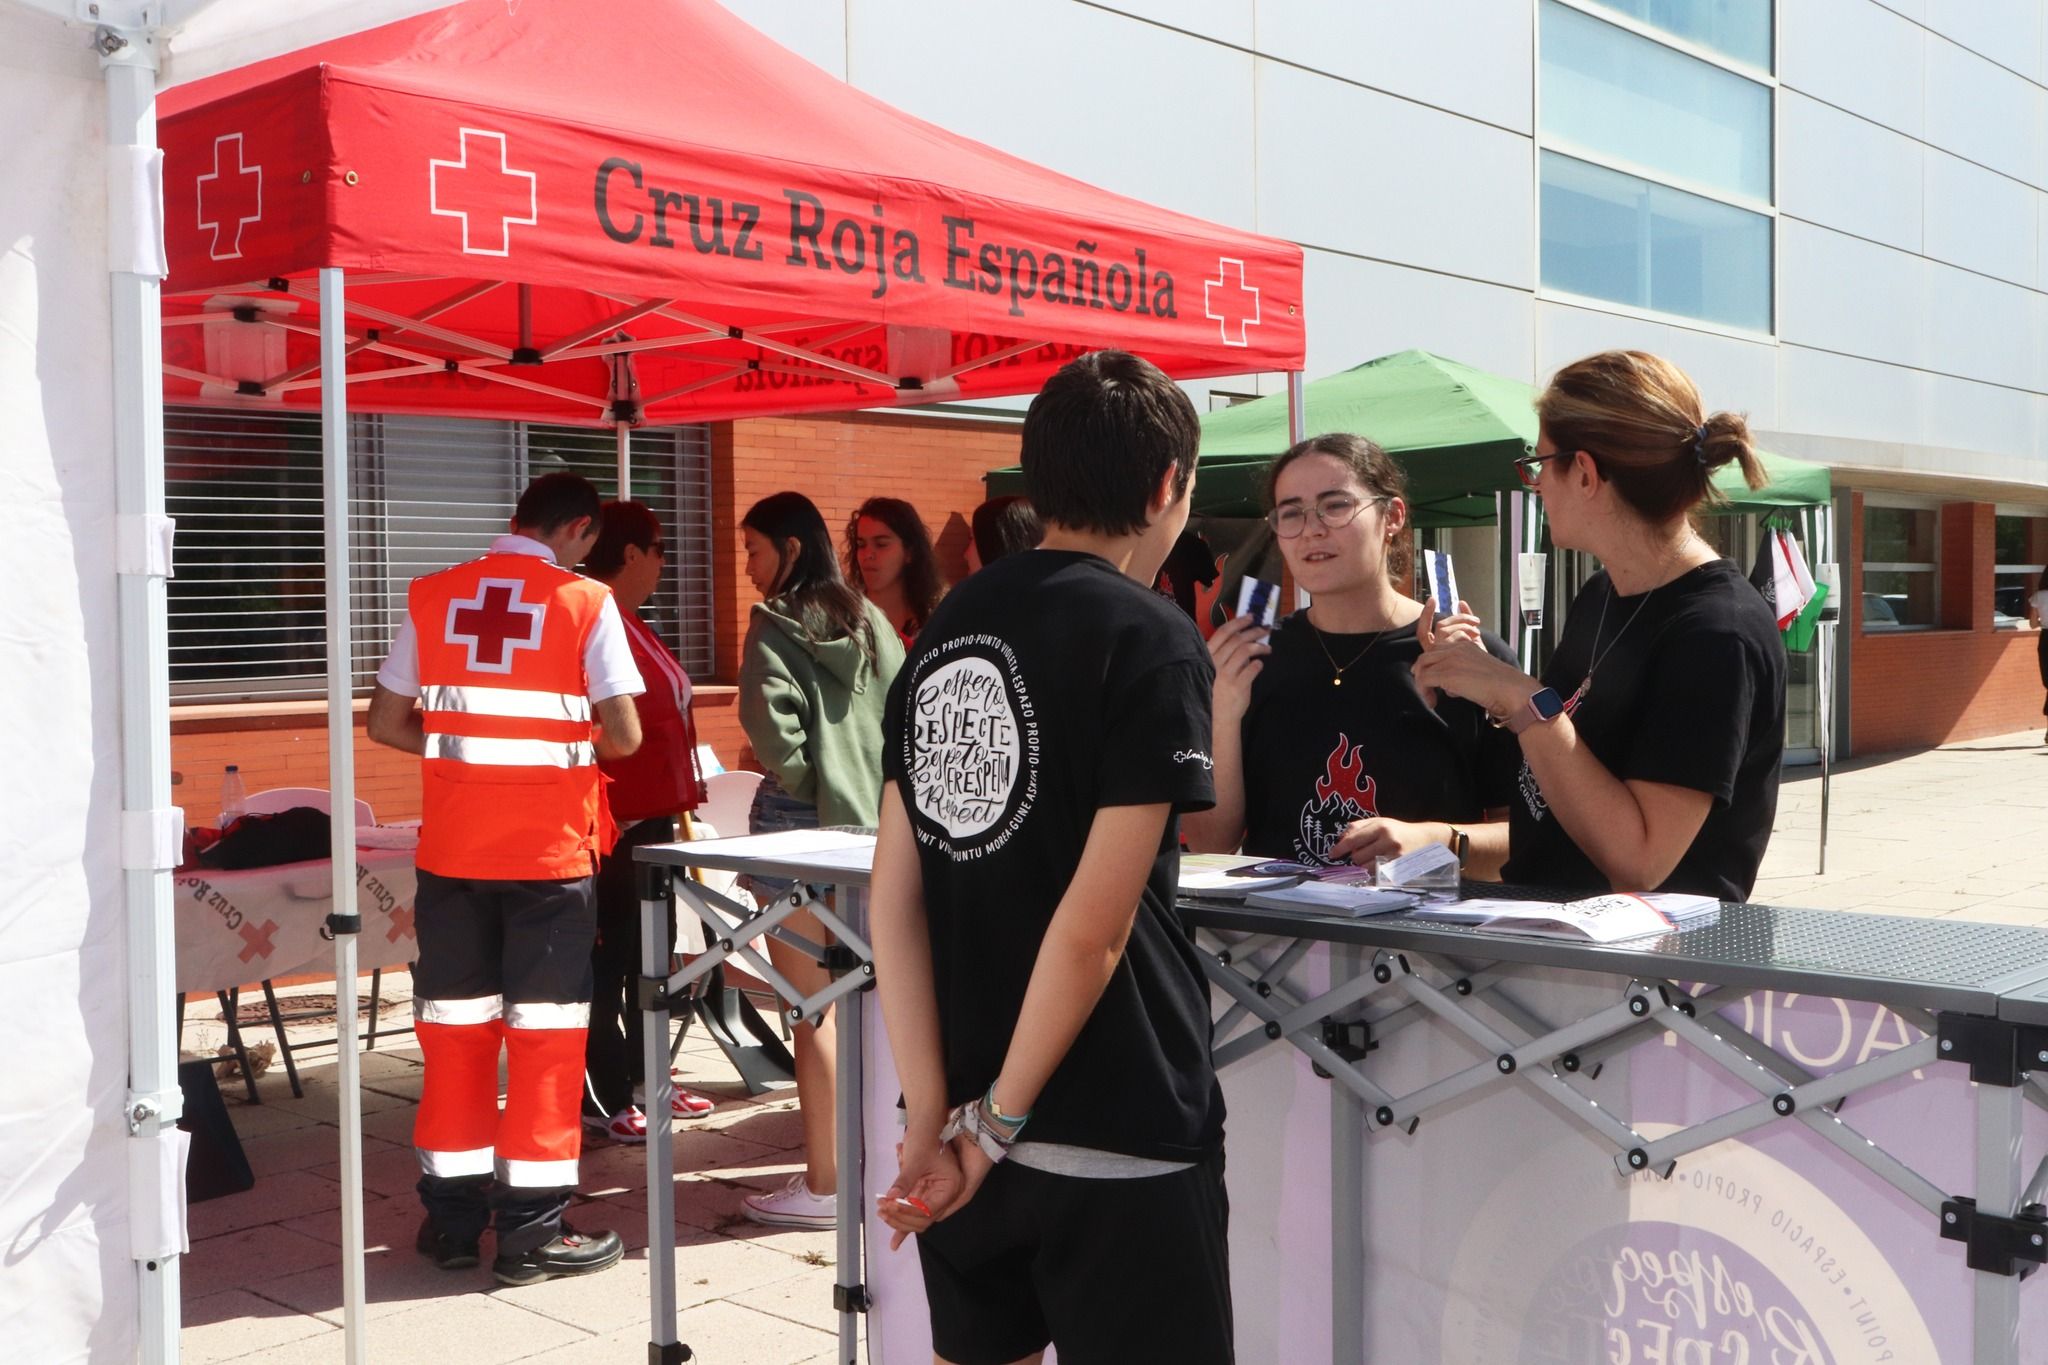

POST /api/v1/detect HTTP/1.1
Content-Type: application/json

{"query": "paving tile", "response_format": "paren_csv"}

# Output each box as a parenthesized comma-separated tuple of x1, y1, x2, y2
(183, 1223, 342, 1301)
(352, 1287, 591, 1360)
(180, 1288, 339, 1364)
(189, 1169, 343, 1241)
(509, 1300, 832, 1365)
(728, 1269, 843, 1334)
(494, 1225, 811, 1335)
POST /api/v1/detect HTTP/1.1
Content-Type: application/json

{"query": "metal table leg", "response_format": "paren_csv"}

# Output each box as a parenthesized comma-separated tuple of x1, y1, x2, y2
(1974, 1078, 2023, 1365)
(640, 864, 691, 1363)
(1331, 944, 1365, 1365)
(833, 885, 868, 1363)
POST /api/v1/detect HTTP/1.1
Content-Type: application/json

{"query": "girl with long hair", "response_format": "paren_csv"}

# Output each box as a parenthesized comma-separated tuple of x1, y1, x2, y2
(736, 491, 904, 1227)
(845, 495, 946, 648)
(1414, 350, 1786, 900)
(1183, 434, 1518, 874)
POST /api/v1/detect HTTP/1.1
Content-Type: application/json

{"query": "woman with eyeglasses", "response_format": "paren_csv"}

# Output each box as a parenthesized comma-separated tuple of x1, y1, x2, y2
(1414, 351, 1785, 901)
(579, 500, 714, 1142)
(1182, 434, 1520, 876)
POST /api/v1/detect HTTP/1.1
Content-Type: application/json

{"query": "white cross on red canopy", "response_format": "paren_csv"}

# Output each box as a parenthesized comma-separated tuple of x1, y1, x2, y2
(195, 132, 262, 262)
(1204, 259, 1262, 348)
(428, 128, 538, 257)
(445, 579, 546, 673)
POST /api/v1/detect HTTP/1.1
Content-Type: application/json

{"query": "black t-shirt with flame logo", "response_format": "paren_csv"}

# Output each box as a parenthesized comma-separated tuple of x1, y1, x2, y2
(1241, 614, 1521, 864)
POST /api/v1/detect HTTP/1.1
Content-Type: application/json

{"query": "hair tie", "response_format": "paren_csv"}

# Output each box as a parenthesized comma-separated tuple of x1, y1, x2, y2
(1691, 423, 1709, 465)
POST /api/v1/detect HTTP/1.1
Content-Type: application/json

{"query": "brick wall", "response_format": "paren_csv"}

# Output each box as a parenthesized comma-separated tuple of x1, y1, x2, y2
(1850, 493, 2047, 754)
(173, 409, 1023, 814)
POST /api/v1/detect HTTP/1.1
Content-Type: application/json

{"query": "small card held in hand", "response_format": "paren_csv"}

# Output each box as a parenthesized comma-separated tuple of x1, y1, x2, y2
(1236, 577, 1280, 628)
(1424, 549, 1459, 617)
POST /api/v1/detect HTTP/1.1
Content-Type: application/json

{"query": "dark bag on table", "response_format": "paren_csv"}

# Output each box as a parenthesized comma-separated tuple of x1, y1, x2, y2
(196, 806, 333, 870)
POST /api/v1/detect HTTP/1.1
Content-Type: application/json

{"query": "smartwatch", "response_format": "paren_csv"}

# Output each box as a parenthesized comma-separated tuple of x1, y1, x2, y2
(1445, 825, 1470, 868)
(1499, 686, 1566, 735)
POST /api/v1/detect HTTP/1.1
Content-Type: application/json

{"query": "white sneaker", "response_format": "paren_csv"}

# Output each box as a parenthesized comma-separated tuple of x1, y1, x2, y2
(741, 1174, 836, 1229)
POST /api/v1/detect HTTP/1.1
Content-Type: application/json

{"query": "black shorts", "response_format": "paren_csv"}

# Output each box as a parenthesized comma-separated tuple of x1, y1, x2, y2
(915, 1147, 1233, 1365)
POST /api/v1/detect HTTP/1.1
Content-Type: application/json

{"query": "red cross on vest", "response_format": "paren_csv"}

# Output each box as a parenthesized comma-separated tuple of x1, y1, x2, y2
(1203, 258, 1262, 347)
(445, 578, 547, 673)
(428, 128, 538, 257)
(197, 133, 263, 262)
(237, 917, 278, 964)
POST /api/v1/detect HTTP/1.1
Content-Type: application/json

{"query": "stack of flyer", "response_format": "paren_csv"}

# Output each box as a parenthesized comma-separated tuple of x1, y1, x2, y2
(1406, 892, 1720, 943)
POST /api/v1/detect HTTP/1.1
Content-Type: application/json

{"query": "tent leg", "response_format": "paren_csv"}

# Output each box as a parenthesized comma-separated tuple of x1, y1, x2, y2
(321, 266, 371, 1365)
(616, 421, 631, 494)
(104, 24, 183, 1365)
(1288, 371, 1309, 612)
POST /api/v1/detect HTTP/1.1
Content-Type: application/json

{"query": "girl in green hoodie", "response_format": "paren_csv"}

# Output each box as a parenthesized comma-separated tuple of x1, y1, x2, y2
(734, 492, 904, 1228)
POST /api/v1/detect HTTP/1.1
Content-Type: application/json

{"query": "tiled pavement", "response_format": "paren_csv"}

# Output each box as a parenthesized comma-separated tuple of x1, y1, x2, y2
(178, 727, 2048, 1364)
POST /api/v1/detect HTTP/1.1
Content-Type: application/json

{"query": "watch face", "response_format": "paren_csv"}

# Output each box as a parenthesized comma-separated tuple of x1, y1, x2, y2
(1530, 687, 1566, 720)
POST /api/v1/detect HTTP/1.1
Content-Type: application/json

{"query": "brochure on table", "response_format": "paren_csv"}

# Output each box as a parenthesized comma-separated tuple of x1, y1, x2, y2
(1407, 893, 1720, 943)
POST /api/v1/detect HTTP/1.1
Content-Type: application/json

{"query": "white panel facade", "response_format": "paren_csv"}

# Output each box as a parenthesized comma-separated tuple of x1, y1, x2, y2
(1922, 37, 2047, 189)
(1299, 249, 1533, 384)
(1253, 0, 1533, 135)
(1255, 59, 1533, 290)
(1093, 0, 1253, 49)
(1777, 91, 1922, 254)
(1927, 260, 2040, 394)
(1535, 302, 1778, 429)
(1923, 0, 2046, 85)
(1777, 220, 1932, 373)
(1923, 150, 2039, 285)
(1780, 0, 1925, 138)
(845, 0, 1256, 229)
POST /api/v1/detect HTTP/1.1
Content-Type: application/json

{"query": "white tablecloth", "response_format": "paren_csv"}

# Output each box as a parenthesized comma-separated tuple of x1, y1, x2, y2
(173, 847, 419, 996)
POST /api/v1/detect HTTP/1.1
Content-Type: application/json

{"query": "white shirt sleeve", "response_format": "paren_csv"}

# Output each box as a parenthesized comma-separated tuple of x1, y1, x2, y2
(585, 595, 646, 702)
(375, 618, 421, 697)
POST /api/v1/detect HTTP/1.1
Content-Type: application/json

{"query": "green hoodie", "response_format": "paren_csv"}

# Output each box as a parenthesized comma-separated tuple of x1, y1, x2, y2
(737, 596, 904, 829)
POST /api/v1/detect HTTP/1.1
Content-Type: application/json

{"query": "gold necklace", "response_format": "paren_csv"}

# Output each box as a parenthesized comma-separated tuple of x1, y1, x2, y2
(1308, 618, 1388, 688)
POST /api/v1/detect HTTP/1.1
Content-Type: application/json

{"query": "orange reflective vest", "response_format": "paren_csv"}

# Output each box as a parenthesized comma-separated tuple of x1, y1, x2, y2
(410, 552, 616, 880)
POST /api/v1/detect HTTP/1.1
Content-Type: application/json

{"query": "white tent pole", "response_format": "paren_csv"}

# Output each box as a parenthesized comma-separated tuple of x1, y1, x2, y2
(1287, 371, 1308, 611)
(102, 15, 181, 1365)
(616, 421, 631, 494)
(319, 266, 370, 1365)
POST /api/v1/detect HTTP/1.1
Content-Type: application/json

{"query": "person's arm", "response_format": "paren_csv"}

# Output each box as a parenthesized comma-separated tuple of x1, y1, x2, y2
(869, 783, 965, 1247)
(366, 683, 425, 755)
(986, 801, 1172, 1119)
(592, 694, 642, 760)
(1329, 815, 1510, 879)
(1412, 635, 1721, 890)
(737, 638, 816, 801)
(1179, 615, 1265, 853)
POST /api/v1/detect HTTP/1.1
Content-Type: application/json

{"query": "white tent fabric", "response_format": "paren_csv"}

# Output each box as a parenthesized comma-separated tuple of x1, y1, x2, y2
(0, 6, 456, 1361)
(1, 12, 136, 1362)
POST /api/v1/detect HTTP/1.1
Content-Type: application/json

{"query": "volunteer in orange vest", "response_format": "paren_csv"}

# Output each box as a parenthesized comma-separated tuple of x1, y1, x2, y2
(367, 472, 644, 1286)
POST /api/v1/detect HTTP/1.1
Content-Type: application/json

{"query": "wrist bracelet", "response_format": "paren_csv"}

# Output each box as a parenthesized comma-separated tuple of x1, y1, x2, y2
(982, 1086, 1031, 1135)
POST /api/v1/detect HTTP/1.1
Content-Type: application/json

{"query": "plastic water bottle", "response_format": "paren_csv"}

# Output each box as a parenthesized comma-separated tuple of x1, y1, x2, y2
(219, 764, 247, 827)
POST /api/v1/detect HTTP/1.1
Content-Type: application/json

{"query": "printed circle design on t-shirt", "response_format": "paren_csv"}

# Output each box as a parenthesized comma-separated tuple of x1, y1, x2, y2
(908, 653, 1027, 840)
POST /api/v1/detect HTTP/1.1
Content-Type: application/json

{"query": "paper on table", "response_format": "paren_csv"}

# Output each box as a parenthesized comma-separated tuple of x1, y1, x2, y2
(1246, 882, 1420, 916)
(1178, 853, 1302, 895)
(680, 829, 875, 859)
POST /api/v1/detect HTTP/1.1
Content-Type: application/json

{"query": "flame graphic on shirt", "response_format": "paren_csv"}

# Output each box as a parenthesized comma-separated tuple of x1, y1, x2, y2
(1314, 735, 1376, 812)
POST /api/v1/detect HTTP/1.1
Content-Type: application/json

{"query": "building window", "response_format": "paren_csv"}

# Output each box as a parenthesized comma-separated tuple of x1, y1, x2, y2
(1578, 0, 1772, 70)
(166, 408, 714, 704)
(1538, 0, 1775, 333)
(1994, 512, 2046, 630)
(1861, 504, 1938, 632)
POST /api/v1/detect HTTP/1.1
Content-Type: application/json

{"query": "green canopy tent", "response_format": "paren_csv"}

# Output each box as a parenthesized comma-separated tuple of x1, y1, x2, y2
(983, 348, 1830, 523)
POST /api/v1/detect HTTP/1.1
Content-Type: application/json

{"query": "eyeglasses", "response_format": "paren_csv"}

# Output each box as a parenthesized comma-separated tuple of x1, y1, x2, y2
(644, 540, 666, 559)
(1513, 452, 1570, 490)
(1266, 494, 1387, 539)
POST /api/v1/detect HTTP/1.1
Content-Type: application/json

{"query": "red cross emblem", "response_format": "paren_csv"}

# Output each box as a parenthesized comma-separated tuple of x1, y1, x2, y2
(386, 906, 416, 943)
(428, 128, 537, 257)
(445, 577, 546, 673)
(196, 133, 262, 262)
(1204, 258, 1261, 347)
(237, 918, 278, 964)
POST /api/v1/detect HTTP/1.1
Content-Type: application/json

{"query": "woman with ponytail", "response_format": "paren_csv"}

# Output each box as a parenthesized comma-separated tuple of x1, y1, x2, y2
(1414, 350, 1786, 901)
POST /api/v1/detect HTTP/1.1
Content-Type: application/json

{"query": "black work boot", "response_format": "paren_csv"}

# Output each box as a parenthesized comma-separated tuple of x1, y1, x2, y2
(491, 1224, 624, 1286)
(414, 1218, 482, 1271)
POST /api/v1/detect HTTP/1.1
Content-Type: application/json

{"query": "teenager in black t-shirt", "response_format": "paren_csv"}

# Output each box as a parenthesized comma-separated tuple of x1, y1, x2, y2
(1185, 434, 1518, 876)
(1415, 350, 1786, 902)
(870, 351, 1234, 1365)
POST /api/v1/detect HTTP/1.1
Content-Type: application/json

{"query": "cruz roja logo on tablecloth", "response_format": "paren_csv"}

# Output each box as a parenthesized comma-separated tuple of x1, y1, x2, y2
(444, 578, 546, 673)
(430, 128, 538, 256)
(904, 638, 1039, 860)
(196, 132, 262, 262)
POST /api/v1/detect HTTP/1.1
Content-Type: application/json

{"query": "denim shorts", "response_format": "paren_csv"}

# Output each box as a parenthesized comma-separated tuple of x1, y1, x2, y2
(742, 775, 820, 903)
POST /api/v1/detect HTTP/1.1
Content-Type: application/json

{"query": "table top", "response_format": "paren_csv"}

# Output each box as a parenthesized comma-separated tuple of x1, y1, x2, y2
(636, 830, 876, 887)
(1180, 895, 2048, 1017)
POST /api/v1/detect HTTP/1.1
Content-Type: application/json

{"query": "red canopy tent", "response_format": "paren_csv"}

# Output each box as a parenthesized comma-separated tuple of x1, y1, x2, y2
(157, 0, 1303, 424)
(152, 4, 1304, 1361)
